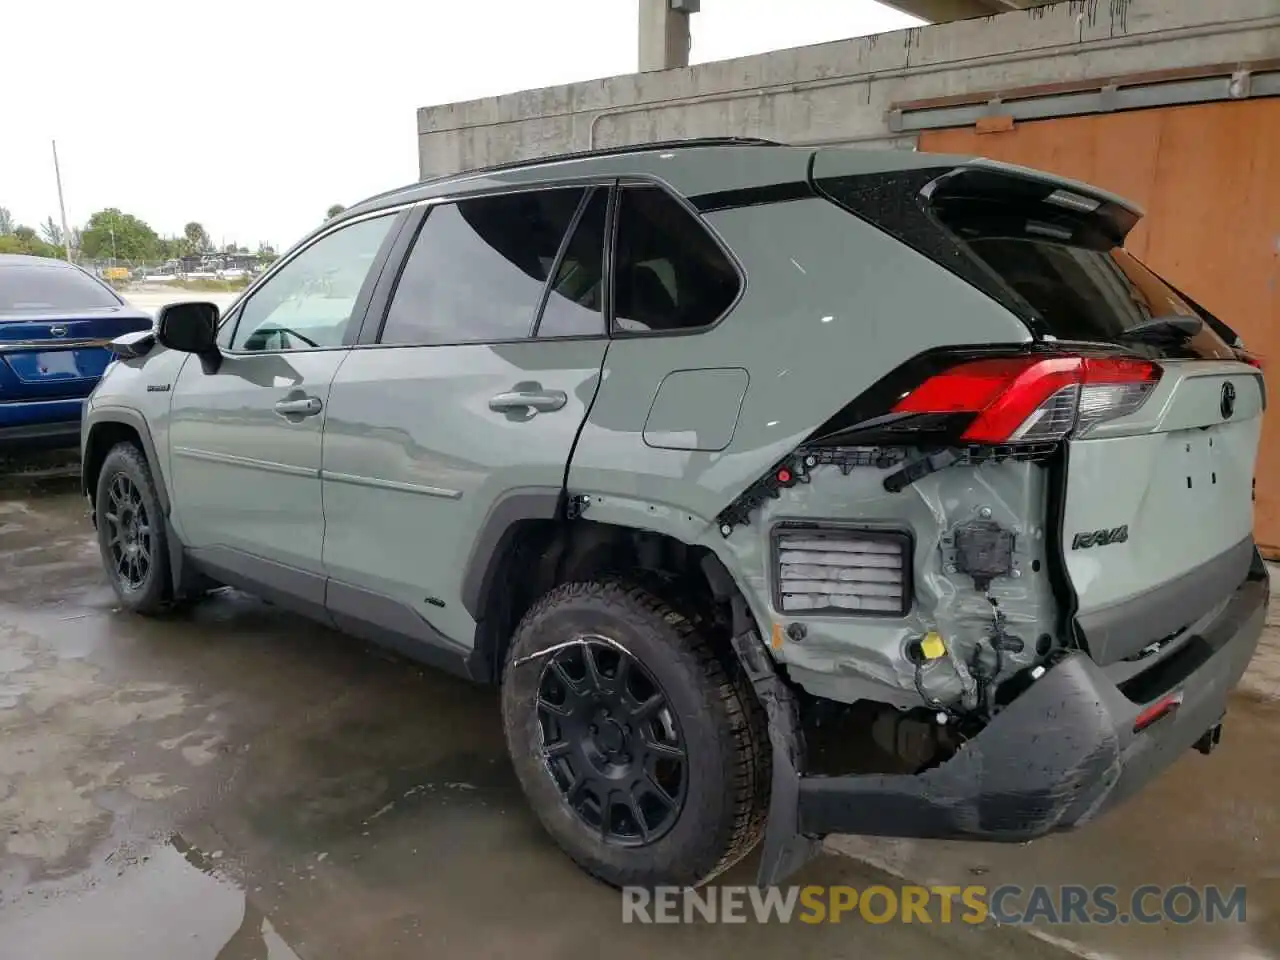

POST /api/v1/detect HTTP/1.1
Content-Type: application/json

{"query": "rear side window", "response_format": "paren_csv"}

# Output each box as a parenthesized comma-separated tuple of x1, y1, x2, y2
(381, 188, 585, 345)
(0, 263, 120, 313)
(536, 188, 608, 339)
(612, 186, 740, 334)
(816, 168, 1235, 361)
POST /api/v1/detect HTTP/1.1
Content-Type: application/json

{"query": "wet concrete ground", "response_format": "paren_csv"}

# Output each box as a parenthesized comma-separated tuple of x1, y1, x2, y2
(1, 466, 1278, 958)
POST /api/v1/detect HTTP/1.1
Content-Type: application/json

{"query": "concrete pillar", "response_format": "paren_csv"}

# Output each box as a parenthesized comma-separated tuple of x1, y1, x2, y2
(639, 0, 693, 72)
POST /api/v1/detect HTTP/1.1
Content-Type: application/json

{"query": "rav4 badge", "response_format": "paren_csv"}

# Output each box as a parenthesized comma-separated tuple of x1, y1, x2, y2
(1071, 525, 1129, 550)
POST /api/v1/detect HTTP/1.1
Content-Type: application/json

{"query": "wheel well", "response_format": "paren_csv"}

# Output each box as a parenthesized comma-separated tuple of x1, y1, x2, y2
(473, 519, 746, 684)
(83, 422, 144, 506)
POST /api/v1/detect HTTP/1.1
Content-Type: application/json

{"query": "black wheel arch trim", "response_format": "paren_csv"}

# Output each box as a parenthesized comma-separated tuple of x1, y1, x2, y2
(82, 406, 171, 516)
(459, 487, 564, 622)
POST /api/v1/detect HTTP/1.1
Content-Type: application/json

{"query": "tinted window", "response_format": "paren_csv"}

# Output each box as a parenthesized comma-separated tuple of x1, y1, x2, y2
(816, 169, 1235, 362)
(381, 188, 585, 345)
(233, 214, 395, 352)
(612, 186, 740, 334)
(0, 263, 120, 313)
(536, 189, 607, 338)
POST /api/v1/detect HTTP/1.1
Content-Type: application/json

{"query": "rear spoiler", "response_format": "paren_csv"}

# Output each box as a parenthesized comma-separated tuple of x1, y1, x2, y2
(107, 329, 156, 360)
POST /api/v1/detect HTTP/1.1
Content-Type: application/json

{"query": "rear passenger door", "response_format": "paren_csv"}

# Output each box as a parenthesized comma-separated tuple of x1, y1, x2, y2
(320, 185, 610, 660)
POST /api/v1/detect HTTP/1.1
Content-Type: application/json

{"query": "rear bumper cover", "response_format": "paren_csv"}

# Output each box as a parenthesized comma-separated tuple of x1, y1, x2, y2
(0, 399, 84, 449)
(795, 551, 1268, 842)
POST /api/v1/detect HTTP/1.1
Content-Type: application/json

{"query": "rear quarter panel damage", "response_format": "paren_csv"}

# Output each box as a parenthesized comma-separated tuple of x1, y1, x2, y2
(568, 196, 1051, 705)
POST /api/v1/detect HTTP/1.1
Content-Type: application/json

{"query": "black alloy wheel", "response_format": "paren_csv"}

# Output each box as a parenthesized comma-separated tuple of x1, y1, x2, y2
(536, 635, 688, 846)
(103, 471, 153, 591)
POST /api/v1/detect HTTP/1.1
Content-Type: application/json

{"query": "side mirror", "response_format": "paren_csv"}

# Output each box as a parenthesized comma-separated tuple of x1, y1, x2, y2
(156, 301, 221, 372)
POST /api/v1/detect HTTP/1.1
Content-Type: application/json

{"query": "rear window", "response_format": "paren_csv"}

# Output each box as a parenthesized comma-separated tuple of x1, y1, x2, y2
(0, 263, 120, 313)
(816, 167, 1235, 362)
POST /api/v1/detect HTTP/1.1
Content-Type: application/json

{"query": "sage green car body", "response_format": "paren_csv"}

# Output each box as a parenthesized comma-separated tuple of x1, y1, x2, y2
(82, 141, 1264, 710)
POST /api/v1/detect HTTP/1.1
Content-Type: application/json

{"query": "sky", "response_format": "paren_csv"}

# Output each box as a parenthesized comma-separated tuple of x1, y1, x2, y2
(1, 0, 919, 254)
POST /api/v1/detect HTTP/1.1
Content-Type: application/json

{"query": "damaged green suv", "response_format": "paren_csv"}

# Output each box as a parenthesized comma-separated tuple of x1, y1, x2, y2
(82, 138, 1269, 889)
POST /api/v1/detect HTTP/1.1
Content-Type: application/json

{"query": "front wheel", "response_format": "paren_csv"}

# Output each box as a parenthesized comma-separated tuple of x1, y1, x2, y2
(501, 580, 770, 888)
(95, 442, 172, 615)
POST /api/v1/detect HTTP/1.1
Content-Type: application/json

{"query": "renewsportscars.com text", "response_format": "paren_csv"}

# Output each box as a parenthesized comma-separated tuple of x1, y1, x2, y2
(622, 884, 1247, 925)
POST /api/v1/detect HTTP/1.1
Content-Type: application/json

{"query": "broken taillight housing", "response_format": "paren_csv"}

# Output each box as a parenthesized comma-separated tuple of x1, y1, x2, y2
(893, 355, 1161, 443)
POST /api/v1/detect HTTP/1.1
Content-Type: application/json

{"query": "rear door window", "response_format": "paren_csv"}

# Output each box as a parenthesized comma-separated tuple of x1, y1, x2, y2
(381, 188, 586, 345)
(0, 263, 120, 313)
(611, 185, 740, 334)
(535, 188, 608, 339)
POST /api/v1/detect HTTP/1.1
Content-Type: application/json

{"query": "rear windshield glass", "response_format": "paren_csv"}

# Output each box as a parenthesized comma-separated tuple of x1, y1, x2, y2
(816, 168, 1235, 362)
(0, 264, 120, 313)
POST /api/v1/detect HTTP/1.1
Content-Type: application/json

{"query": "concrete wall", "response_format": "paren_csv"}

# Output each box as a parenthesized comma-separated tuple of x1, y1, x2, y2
(418, 0, 1280, 178)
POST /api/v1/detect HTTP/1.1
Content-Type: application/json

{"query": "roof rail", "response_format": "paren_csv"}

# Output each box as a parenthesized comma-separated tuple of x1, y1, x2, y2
(352, 137, 786, 209)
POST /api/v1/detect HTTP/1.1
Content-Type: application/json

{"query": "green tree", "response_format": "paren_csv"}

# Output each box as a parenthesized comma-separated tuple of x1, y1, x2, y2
(325, 204, 345, 220)
(80, 209, 162, 262)
(0, 224, 63, 258)
(0, 207, 13, 235)
(183, 221, 211, 255)
(40, 216, 63, 245)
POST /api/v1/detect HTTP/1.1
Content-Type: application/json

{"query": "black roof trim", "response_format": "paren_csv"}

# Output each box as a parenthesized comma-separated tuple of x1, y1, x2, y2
(353, 137, 785, 211)
(689, 179, 813, 213)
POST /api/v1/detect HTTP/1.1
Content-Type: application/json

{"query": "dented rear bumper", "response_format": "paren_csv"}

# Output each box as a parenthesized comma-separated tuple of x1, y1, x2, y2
(793, 553, 1268, 845)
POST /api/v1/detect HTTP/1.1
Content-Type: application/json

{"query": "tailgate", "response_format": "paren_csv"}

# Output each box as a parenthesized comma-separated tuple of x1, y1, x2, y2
(810, 155, 1266, 666)
(1065, 362, 1263, 664)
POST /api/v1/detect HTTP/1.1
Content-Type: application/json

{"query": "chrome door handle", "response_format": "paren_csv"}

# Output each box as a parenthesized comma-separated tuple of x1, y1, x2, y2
(488, 389, 567, 414)
(274, 396, 323, 418)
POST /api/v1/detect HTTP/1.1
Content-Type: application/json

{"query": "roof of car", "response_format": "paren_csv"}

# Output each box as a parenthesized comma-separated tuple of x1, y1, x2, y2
(342, 137, 800, 219)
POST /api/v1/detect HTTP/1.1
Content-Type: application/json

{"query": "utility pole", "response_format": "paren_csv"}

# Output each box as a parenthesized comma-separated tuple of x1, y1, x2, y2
(51, 140, 73, 262)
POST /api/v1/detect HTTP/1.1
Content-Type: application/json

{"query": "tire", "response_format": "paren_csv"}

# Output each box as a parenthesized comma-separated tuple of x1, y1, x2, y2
(95, 442, 172, 615)
(501, 580, 770, 888)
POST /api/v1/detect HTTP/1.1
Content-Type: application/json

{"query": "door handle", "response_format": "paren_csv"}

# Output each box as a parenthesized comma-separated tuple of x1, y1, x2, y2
(488, 389, 567, 414)
(274, 396, 323, 418)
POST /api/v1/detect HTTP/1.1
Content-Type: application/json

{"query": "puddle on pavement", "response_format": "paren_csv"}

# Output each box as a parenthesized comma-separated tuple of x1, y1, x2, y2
(0, 837, 301, 960)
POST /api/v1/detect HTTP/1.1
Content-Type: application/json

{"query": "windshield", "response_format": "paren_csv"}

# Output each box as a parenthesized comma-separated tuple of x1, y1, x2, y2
(0, 263, 121, 314)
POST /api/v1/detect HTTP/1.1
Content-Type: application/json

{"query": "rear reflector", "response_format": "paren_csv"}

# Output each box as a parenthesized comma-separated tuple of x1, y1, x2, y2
(893, 355, 1160, 444)
(1236, 349, 1264, 370)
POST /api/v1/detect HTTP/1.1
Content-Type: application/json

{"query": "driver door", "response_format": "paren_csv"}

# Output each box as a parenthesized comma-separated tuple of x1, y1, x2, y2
(167, 211, 404, 600)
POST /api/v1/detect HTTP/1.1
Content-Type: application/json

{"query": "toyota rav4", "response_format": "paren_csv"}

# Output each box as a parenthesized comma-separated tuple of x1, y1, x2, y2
(82, 138, 1269, 889)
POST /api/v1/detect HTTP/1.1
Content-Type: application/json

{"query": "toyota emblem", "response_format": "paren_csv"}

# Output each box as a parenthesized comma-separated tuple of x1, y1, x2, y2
(1221, 381, 1236, 420)
(49, 324, 67, 338)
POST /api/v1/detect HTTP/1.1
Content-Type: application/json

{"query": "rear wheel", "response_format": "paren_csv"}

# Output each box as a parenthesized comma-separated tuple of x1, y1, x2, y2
(501, 580, 769, 888)
(96, 442, 172, 615)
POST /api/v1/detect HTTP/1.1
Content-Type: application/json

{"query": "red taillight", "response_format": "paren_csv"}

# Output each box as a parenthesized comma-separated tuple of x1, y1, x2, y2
(893, 355, 1161, 444)
(1133, 691, 1183, 733)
